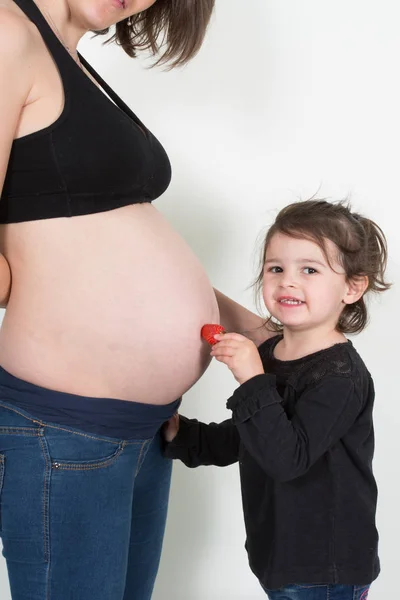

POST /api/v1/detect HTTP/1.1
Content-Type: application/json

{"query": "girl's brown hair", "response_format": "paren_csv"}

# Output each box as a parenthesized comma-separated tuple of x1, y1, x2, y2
(254, 200, 391, 334)
(95, 0, 215, 68)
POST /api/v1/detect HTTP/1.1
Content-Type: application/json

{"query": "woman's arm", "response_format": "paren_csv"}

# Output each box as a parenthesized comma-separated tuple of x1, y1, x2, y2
(0, 13, 34, 310)
(0, 254, 11, 308)
(214, 288, 274, 347)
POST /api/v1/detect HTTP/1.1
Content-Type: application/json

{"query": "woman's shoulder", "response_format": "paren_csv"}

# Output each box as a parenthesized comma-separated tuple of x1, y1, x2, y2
(0, 4, 37, 121)
(0, 3, 37, 61)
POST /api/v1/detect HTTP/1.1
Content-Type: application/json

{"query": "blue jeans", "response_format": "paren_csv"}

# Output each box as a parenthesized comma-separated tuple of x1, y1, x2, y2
(263, 584, 371, 600)
(0, 400, 172, 600)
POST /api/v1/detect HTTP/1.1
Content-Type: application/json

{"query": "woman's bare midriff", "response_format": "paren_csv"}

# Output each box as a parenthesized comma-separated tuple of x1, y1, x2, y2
(0, 203, 220, 404)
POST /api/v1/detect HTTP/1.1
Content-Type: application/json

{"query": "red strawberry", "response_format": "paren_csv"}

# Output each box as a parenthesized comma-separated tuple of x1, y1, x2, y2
(201, 324, 225, 345)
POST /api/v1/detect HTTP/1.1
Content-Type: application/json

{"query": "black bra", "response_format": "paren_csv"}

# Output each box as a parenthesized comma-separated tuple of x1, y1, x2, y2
(0, 0, 171, 223)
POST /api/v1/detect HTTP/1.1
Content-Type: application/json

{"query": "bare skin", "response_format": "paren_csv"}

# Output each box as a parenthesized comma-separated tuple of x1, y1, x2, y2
(0, 253, 11, 307)
(0, 0, 270, 404)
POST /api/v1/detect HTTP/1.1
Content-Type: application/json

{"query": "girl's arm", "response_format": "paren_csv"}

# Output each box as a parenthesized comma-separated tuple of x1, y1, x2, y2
(227, 373, 364, 482)
(163, 415, 240, 468)
(214, 288, 274, 347)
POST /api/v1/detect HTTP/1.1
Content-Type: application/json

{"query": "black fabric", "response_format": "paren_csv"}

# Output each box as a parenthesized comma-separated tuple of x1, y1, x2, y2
(1, 0, 171, 223)
(0, 365, 180, 440)
(165, 335, 380, 590)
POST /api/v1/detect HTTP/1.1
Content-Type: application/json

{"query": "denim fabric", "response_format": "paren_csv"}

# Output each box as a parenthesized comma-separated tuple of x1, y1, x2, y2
(263, 583, 371, 600)
(0, 400, 172, 600)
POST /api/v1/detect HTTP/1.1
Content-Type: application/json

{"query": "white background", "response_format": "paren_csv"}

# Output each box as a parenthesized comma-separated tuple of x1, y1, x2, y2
(1, 0, 399, 598)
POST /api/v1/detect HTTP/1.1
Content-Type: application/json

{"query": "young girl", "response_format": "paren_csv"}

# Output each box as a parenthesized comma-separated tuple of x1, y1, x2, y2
(163, 199, 390, 600)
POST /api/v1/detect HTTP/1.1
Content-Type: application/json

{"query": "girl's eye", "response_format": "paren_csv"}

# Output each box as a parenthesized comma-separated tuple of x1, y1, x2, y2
(303, 267, 317, 275)
(268, 266, 283, 273)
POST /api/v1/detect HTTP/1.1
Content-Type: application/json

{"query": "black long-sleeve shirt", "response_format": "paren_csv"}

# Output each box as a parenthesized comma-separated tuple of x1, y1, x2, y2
(164, 335, 380, 590)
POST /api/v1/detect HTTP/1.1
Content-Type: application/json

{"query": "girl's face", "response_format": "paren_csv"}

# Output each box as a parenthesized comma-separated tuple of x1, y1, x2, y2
(262, 233, 362, 334)
(68, 0, 158, 31)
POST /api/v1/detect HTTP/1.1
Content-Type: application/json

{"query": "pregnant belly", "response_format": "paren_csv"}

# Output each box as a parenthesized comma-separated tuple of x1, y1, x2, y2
(0, 204, 220, 403)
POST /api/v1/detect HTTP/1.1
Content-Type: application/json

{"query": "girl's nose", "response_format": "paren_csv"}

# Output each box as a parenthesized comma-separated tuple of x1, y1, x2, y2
(279, 270, 298, 288)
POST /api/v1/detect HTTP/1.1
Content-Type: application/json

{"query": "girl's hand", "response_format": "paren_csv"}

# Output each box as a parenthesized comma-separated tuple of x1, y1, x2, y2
(211, 333, 265, 385)
(163, 413, 180, 443)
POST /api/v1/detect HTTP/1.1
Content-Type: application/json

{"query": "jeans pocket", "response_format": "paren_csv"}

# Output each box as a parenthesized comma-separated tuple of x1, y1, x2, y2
(42, 423, 133, 471)
(51, 440, 126, 471)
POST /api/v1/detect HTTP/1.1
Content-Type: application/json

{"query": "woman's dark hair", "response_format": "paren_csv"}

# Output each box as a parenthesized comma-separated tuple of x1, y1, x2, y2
(95, 0, 215, 68)
(254, 199, 391, 334)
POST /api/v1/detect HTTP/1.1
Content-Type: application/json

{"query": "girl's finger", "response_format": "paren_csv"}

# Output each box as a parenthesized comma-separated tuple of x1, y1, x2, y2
(211, 349, 236, 358)
(214, 332, 247, 342)
(214, 355, 232, 366)
(213, 340, 240, 350)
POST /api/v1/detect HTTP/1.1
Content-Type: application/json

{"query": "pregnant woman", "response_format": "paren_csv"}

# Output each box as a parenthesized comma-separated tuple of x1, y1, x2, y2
(0, 1, 268, 599)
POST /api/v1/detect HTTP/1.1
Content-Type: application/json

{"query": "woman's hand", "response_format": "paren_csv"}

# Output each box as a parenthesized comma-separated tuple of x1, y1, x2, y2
(211, 332, 264, 385)
(163, 413, 180, 443)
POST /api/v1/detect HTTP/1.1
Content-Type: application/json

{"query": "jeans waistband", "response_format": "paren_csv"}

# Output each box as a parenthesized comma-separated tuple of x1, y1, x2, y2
(0, 365, 180, 440)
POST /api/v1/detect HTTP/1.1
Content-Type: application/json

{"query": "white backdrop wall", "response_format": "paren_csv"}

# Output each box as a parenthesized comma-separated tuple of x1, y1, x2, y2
(1, 1, 399, 598)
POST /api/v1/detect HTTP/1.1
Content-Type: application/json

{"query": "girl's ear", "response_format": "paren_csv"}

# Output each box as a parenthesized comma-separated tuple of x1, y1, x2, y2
(343, 275, 369, 305)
